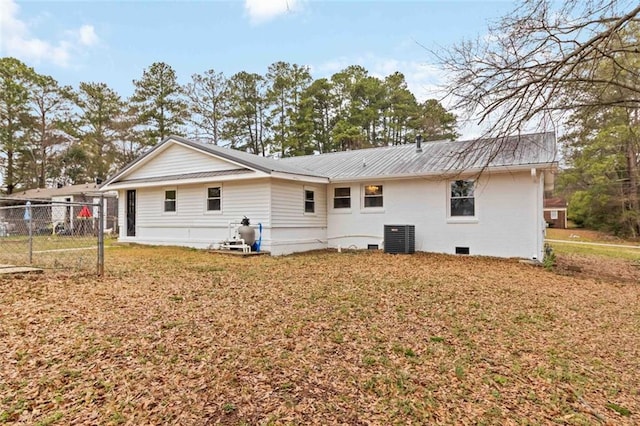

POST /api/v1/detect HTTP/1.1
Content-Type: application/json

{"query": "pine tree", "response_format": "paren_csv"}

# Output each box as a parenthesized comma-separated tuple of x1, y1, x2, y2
(132, 62, 187, 145)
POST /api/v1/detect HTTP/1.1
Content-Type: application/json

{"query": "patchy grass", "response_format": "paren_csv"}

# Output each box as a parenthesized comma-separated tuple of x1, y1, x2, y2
(546, 228, 639, 245)
(1, 246, 639, 424)
(549, 241, 640, 261)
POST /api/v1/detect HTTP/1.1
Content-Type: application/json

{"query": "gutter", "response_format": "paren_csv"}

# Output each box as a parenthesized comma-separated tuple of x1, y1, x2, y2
(327, 162, 559, 183)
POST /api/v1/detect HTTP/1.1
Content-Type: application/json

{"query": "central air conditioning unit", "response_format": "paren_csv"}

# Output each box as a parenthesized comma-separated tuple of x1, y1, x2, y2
(384, 225, 415, 254)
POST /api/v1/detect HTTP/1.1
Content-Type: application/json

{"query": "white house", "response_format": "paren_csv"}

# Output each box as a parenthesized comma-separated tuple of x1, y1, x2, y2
(100, 133, 557, 259)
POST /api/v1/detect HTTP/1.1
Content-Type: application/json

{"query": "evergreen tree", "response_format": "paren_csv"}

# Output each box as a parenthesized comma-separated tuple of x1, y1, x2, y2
(224, 71, 268, 155)
(300, 78, 333, 153)
(185, 69, 228, 145)
(0, 58, 36, 194)
(72, 82, 126, 181)
(22, 74, 74, 188)
(265, 62, 312, 156)
(132, 62, 187, 144)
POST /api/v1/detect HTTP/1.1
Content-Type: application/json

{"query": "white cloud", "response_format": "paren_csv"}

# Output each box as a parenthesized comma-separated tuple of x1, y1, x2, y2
(0, 0, 99, 67)
(244, 0, 300, 24)
(77, 24, 98, 46)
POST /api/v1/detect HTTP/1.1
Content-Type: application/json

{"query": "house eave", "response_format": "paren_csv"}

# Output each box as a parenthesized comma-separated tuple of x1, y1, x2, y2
(101, 171, 271, 191)
(270, 171, 329, 184)
(327, 162, 558, 183)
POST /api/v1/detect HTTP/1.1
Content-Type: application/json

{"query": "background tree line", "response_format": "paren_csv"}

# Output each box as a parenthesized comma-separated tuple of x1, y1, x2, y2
(0, 58, 457, 194)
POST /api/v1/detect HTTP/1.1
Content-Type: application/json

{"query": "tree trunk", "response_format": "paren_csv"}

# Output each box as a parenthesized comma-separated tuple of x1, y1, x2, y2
(625, 137, 640, 237)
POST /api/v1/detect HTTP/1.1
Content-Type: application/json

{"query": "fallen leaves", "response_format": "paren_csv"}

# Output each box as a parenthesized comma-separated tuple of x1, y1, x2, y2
(0, 246, 638, 424)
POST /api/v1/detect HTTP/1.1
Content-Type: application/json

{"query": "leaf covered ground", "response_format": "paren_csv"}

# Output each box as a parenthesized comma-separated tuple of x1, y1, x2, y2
(1, 246, 639, 425)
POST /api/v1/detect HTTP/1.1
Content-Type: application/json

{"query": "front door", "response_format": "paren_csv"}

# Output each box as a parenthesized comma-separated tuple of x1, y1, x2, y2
(126, 190, 136, 237)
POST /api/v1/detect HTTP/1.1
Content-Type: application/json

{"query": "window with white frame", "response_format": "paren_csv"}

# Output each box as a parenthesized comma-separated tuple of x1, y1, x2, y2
(450, 180, 475, 216)
(333, 187, 351, 209)
(304, 189, 315, 213)
(164, 189, 177, 212)
(207, 186, 221, 211)
(363, 184, 383, 208)
(550, 210, 558, 220)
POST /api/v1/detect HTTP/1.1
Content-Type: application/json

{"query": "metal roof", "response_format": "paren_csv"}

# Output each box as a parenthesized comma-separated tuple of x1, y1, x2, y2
(102, 135, 328, 188)
(279, 132, 557, 180)
(102, 132, 556, 189)
(3, 183, 108, 200)
(115, 169, 251, 185)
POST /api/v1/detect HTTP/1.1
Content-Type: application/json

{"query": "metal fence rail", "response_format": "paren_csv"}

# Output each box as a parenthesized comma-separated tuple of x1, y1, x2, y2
(0, 197, 104, 275)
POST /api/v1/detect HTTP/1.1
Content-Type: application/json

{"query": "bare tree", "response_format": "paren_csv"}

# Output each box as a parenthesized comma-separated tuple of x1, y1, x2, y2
(436, 0, 640, 139)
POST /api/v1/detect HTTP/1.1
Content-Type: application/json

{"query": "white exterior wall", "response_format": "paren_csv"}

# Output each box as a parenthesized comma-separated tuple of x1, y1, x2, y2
(126, 143, 243, 180)
(118, 179, 272, 249)
(51, 195, 74, 229)
(327, 171, 543, 259)
(269, 178, 327, 255)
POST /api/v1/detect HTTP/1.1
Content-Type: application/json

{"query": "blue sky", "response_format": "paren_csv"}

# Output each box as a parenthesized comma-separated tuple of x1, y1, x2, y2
(1, 0, 516, 133)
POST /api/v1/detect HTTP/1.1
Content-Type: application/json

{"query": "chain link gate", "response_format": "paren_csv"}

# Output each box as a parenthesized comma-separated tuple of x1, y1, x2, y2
(0, 197, 104, 275)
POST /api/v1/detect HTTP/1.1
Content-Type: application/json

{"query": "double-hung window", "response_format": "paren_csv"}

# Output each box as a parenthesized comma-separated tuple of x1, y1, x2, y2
(207, 186, 221, 211)
(333, 187, 351, 209)
(363, 185, 383, 208)
(304, 189, 315, 213)
(164, 190, 177, 212)
(450, 180, 475, 217)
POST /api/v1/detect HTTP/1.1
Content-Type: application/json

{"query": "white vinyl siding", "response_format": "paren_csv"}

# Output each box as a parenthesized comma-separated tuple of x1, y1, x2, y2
(271, 179, 326, 227)
(135, 179, 270, 231)
(126, 143, 247, 180)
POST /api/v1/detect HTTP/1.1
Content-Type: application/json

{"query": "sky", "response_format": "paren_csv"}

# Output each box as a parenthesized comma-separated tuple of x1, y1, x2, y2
(0, 0, 517, 137)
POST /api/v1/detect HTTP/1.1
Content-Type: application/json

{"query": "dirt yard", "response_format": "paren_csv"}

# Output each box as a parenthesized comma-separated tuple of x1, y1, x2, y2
(1, 246, 639, 425)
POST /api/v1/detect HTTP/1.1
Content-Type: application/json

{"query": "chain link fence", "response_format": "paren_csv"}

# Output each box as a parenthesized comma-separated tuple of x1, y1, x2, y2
(0, 197, 105, 274)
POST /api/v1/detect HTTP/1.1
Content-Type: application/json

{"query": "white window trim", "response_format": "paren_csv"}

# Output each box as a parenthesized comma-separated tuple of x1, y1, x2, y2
(331, 186, 352, 214)
(163, 187, 177, 214)
(550, 210, 558, 220)
(447, 180, 477, 223)
(303, 186, 316, 215)
(361, 184, 385, 213)
(204, 183, 223, 215)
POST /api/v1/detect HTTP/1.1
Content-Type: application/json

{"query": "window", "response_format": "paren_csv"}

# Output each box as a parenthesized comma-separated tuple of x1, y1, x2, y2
(450, 180, 475, 216)
(333, 187, 351, 209)
(207, 186, 221, 211)
(364, 185, 383, 208)
(550, 210, 558, 220)
(164, 190, 176, 212)
(304, 189, 315, 213)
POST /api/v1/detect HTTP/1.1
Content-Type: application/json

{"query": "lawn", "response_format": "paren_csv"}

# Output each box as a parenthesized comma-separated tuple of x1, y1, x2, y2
(1, 246, 639, 425)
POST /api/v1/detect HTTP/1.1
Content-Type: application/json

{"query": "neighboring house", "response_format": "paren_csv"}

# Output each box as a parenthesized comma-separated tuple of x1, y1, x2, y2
(2, 183, 118, 233)
(543, 197, 568, 229)
(100, 133, 557, 260)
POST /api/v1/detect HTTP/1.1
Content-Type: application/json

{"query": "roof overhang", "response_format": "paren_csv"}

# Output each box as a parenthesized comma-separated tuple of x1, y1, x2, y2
(271, 171, 329, 184)
(327, 162, 558, 183)
(101, 170, 270, 191)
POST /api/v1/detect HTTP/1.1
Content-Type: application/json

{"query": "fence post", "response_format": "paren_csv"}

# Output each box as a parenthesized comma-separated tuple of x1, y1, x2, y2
(24, 201, 33, 264)
(97, 195, 104, 276)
